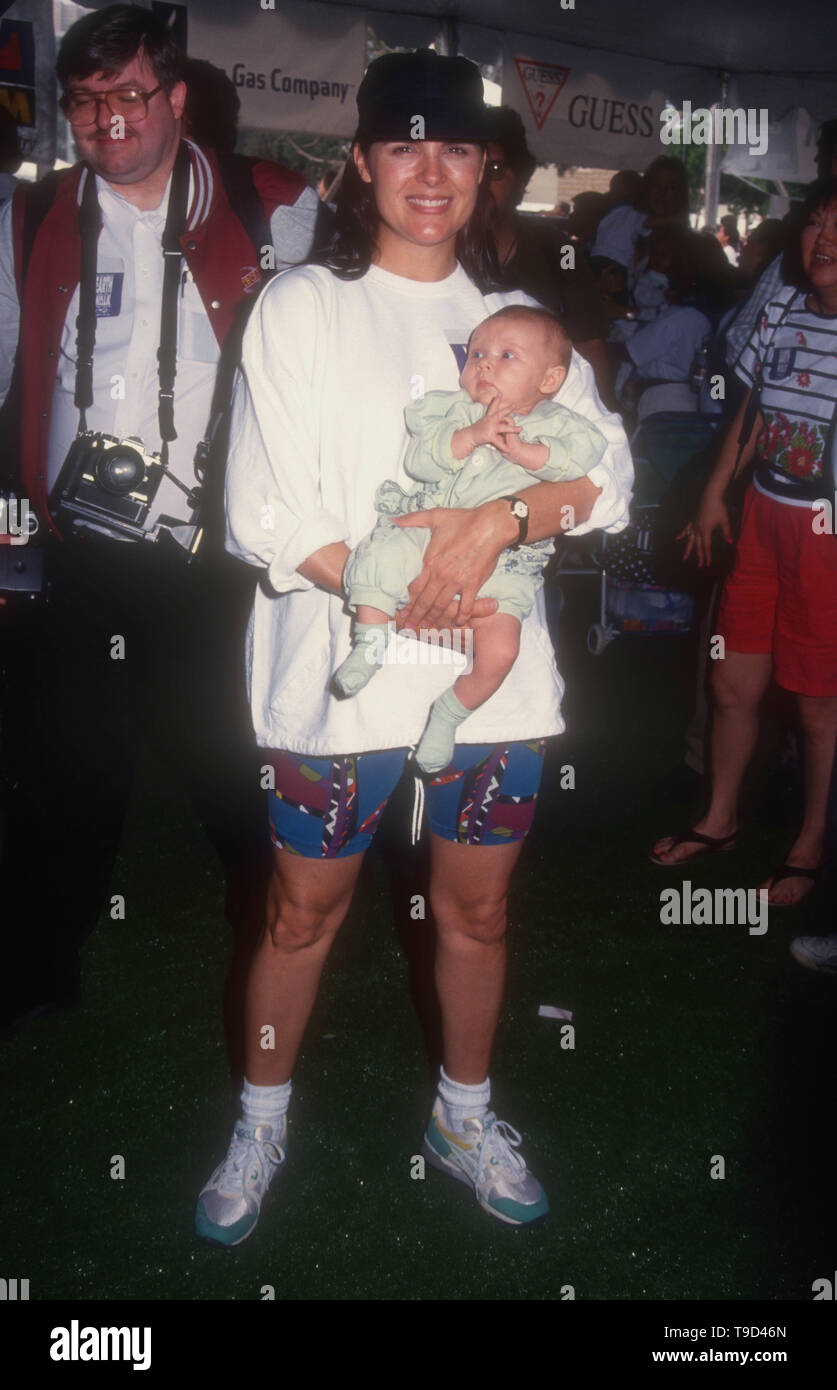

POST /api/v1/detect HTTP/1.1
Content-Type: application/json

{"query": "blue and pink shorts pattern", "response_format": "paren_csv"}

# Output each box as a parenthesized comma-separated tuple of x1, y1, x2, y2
(266, 741, 547, 858)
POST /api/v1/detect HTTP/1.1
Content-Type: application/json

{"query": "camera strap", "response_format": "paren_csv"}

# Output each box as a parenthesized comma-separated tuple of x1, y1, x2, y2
(75, 168, 101, 432)
(74, 141, 192, 464)
(157, 141, 191, 464)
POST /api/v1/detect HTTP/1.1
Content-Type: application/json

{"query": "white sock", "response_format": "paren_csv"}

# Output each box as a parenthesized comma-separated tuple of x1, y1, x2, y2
(438, 1065, 490, 1127)
(240, 1077, 292, 1136)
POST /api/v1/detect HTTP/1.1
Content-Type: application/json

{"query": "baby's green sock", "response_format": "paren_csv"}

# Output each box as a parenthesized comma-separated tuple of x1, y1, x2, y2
(333, 622, 389, 697)
(415, 687, 472, 774)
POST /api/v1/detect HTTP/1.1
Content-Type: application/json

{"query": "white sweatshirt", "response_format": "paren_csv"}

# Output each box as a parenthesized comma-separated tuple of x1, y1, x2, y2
(225, 261, 633, 755)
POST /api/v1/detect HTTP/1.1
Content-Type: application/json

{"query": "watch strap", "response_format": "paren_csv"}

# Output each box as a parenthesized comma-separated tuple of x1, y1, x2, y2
(502, 494, 529, 549)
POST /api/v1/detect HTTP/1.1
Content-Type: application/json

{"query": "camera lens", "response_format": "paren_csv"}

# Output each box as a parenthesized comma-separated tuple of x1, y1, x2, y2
(95, 446, 145, 495)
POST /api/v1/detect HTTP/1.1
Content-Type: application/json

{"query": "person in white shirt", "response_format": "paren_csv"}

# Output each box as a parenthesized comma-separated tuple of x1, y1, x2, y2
(196, 48, 632, 1245)
(333, 306, 607, 774)
(0, 5, 318, 1035)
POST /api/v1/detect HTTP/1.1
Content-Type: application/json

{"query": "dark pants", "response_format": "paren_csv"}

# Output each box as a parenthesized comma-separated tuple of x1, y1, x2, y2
(0, 533, 270, 1015)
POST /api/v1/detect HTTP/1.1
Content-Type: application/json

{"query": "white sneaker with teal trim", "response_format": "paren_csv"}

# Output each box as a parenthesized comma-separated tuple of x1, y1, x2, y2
(421, 1098, 548, 1226)
(195, 1118, 287, 1247)
(790, 934, 837, 973)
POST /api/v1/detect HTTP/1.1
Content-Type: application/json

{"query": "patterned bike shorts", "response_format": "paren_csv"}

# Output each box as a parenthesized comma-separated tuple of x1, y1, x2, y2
(265, 740, 547, 858)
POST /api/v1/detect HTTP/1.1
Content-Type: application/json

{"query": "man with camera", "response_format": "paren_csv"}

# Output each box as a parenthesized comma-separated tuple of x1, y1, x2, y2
(0, 5, 320, 1032)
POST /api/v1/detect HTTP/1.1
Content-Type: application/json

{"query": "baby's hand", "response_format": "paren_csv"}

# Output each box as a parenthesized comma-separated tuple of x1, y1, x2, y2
(451, 396, 519, 459)
(473, 395, 522, 451)
(495, 431, 549, 470)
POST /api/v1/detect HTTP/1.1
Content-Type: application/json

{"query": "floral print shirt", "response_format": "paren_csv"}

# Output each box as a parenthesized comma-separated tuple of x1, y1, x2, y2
(736, 285, 837, 503)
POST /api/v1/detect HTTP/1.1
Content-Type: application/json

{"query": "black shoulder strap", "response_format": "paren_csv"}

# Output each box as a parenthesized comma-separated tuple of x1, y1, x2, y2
(157, 140, 192, 450)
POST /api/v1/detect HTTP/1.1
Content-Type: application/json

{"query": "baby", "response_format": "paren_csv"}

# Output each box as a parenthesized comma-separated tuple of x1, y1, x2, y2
(333, 306, 607, 773)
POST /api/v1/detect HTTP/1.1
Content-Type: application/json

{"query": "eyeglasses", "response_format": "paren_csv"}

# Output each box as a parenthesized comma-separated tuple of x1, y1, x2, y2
(487, 159, 511, 181)
(60, 85, 163, 127)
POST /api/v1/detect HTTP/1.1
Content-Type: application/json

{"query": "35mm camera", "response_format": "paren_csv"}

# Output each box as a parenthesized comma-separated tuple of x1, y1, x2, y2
(51, 431, 202, 549)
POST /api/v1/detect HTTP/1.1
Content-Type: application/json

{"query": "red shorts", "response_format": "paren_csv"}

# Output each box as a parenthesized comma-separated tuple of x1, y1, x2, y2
(716, 486, 837, 697)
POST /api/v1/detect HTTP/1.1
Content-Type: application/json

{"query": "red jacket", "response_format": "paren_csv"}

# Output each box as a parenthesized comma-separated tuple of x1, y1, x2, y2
(9, 140, 309, 538)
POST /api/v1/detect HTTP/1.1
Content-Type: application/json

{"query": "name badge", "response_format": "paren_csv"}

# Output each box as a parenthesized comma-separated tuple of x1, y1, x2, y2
(768, 346, 796, 381)
(95, 271, 124, 318)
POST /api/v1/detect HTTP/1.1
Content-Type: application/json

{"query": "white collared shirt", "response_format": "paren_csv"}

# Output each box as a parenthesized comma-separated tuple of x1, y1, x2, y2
(0, 145, 319, 535)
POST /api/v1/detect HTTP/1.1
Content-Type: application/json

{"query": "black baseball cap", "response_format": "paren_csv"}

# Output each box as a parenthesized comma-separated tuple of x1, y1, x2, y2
(356, 49, 492, 143)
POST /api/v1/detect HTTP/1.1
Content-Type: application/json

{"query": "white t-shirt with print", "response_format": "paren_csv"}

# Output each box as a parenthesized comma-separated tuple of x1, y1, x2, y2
(225, 261, 633, 755)
(736, 283, 837, 506)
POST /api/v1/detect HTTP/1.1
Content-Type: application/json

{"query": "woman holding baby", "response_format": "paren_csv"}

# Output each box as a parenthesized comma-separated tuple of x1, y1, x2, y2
(195, 49, 632, 1245)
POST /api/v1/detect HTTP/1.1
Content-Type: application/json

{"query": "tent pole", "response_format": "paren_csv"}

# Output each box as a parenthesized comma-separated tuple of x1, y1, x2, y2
(704, 126, 720, 230)
(703, 70, 727, 231)
(437, 17, 459, 56)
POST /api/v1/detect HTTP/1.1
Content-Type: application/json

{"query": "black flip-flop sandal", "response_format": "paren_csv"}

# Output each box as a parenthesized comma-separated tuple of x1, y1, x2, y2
(764, 863, 820, 908)
(649, 827, 737, 867)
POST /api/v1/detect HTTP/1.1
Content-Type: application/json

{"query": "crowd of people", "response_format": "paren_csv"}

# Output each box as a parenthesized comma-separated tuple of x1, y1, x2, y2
(0, 4, 834, 1256)
(489, 112, 837, 944)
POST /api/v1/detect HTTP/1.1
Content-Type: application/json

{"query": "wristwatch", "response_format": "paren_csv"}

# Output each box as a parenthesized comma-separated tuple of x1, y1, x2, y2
(502, 495, 530, 549)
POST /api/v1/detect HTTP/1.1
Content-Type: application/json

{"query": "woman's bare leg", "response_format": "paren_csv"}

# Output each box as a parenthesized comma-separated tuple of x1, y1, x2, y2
(762, 694, 837, 905)
(428, 834, 522, 1082)
(244, 848, 365, 1084)
(653, 651, 773, 863)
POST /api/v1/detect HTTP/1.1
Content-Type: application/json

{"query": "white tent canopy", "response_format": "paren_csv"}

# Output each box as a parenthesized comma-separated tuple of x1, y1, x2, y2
(56, 2, 837, 180)
(349, 1, 837, 175)
(341, 0, 837, 77)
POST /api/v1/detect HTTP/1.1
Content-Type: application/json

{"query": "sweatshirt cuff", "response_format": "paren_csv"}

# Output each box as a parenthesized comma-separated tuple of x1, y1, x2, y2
(266, 510, 350, 594)
(562, 462, 630, 537)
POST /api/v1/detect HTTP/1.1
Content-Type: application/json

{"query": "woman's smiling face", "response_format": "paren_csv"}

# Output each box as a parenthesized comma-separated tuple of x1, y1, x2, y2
(801, 199, 837, 298)
(354, 140, 485, 268)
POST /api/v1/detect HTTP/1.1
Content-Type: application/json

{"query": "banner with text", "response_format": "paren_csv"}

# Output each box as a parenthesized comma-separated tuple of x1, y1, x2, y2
(502, 35, 716, 169)
(723, 74, 837, 181)
(0, 0, 56, 165)
(184, 0, 365, 136)
(721, 106, 818, 183)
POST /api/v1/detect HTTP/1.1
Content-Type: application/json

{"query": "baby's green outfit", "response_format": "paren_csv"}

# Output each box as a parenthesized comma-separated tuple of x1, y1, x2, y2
(334, 388, 606, 771)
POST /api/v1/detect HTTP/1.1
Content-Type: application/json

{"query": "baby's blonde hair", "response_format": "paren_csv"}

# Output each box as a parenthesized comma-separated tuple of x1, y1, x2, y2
(479, 305, 572, 369)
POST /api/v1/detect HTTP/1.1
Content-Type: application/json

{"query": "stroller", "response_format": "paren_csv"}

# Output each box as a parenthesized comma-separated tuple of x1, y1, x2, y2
(585, 412, 718, 656)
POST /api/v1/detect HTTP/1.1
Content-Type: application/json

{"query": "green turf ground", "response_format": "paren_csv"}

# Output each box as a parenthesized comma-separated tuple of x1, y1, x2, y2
(2, 574, 835, 1301)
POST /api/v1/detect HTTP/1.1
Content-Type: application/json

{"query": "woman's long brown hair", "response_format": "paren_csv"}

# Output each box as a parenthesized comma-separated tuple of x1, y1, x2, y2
(311, 136, 504, 293)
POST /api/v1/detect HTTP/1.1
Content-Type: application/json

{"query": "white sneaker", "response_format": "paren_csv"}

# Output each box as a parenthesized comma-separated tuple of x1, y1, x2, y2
(421, 1098, 549, 1225)
(195, 1118, 287, 1247)
(790, 934, 837, 974)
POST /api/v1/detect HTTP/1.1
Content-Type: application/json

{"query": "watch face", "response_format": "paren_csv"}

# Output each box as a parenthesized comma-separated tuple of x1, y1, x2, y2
(512, 499, 529, 519)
